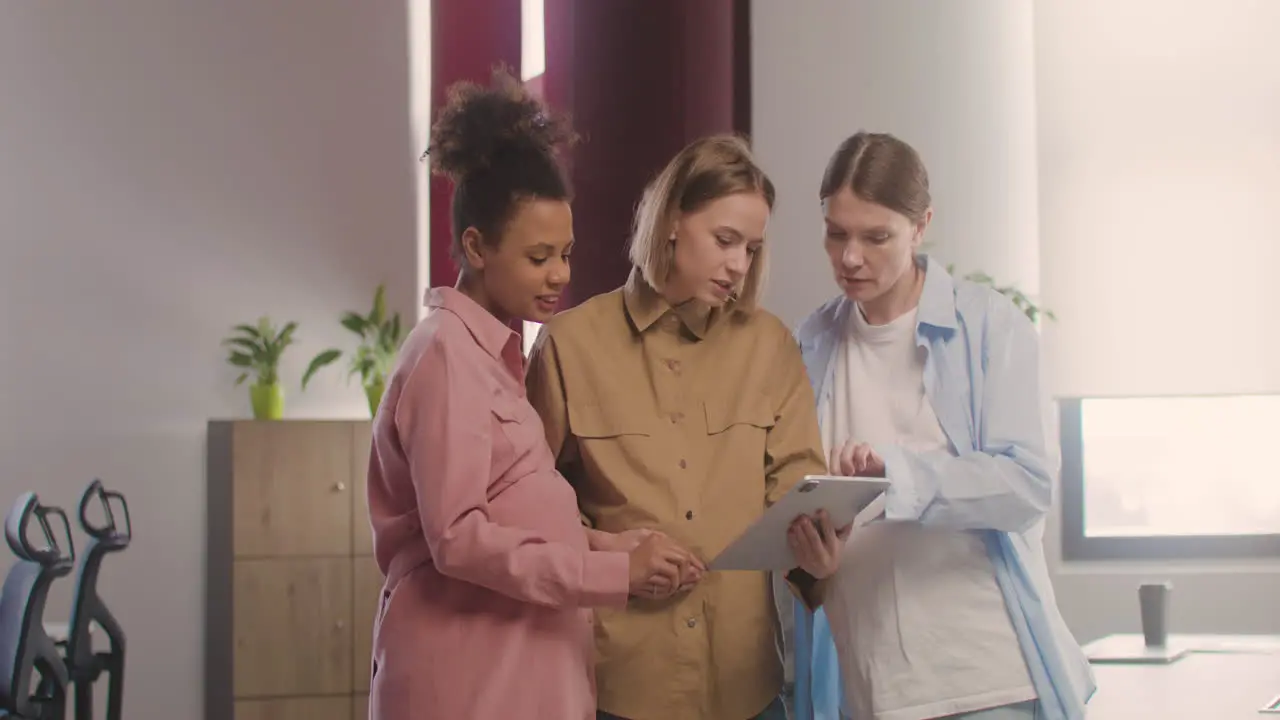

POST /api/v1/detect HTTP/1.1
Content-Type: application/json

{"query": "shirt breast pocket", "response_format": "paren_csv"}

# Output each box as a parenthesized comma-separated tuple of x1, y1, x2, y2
(565, 399, 654, 494)
(704, 397, 776, 479)
(704, 397, 776, 437)
(488, 397, 541, 496)
(567, 400, 655, 441)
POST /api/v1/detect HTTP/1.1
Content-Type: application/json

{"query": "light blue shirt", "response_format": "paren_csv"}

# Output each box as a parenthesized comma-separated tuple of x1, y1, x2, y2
(789, 256, 1096, 720)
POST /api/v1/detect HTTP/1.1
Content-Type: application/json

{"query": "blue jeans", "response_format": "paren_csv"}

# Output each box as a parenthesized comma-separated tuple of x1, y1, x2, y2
(598, 694, 789, 720)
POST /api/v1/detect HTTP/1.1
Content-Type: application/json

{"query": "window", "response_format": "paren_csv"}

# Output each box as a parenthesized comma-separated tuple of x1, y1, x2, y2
(1058, 395, 1280, 561)
(521, 0, 545, 80)
(521, 0, 545, 357)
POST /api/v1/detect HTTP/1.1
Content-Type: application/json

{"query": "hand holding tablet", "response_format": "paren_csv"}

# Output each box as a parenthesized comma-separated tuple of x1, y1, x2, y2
(787, 508, 852, 579)
(708, 475, 890, 572)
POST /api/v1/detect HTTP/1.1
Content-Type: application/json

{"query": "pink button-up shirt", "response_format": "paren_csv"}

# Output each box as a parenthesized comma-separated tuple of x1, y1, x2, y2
(367, 287, 631, 720)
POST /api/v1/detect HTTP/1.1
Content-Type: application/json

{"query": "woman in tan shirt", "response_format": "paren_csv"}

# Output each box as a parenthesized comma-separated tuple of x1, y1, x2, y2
(526, 135, 846, 720)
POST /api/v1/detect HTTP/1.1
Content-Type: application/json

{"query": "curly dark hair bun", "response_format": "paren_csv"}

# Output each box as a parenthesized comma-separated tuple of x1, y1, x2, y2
(426, 65, 576, 181)
(424, 66, 577, 265)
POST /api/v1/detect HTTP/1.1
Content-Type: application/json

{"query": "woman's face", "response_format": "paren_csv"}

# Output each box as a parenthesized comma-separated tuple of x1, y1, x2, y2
(821, 187, 928, 304)
(462, 198, 574, 323)
(665, 191, 770, 307)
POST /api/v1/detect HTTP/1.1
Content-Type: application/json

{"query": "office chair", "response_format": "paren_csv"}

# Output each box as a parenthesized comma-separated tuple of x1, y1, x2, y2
(0, 492, 75, 719)
(63, 479, 130, 720)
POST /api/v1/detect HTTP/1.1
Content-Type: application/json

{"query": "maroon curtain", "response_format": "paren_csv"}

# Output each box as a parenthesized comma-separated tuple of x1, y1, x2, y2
(427, 0, 522, 290)
(543, 0, 750, 308)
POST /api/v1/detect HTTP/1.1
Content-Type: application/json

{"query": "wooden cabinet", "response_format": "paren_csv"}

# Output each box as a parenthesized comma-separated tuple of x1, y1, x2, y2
(207, 421, 380, 720)
(234, 697, 352, 720)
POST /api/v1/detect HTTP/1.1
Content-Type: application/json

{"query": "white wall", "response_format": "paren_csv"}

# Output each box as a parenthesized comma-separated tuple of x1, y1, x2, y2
(752, 0, 1040, 328)
(1035, 0, 1280, 641)
(754, 0, 1279, 645)
(0, 2, 417, 717)
(1036, 0, 1280, 398)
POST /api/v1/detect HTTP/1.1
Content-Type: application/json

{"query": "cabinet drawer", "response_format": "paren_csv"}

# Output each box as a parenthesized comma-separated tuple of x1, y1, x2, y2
(235, 695, 351, 720)
(233, 558, 353, 697)
(232, 421, 355, 558)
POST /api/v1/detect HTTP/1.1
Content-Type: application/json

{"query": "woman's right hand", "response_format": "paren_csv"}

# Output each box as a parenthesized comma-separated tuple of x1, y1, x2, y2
(627, 533, 702, 598)
(830, 439, 886, 477)
(787, 509, 851, 580)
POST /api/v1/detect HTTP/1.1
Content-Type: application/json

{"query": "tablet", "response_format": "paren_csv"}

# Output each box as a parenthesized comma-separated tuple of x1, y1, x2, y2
(708, 474, 890, 572)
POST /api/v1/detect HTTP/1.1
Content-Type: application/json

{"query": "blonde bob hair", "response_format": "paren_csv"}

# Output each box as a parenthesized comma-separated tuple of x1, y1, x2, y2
(627, 134, 776, 312)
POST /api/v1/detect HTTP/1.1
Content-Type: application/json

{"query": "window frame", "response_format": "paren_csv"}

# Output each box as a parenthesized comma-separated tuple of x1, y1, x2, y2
(1058, 396, 1280, 562)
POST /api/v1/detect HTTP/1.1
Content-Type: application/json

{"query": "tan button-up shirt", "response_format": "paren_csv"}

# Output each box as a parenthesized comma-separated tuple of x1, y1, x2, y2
(526, 270, 828, 720)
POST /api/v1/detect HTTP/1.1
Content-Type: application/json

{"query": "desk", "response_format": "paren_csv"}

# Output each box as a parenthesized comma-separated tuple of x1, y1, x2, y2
(1085, 634, 1280, 718)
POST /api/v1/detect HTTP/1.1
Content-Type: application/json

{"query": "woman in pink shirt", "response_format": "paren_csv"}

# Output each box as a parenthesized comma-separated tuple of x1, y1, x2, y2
(366, 69, 696, 720)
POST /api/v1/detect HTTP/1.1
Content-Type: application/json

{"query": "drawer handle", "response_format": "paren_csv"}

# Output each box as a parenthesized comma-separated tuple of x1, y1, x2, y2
(332, 481, 347, 492)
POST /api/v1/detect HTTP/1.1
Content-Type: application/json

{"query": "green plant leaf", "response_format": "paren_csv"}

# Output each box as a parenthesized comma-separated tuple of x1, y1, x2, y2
(223, 336, 262, 354)
(370, 284, 387, 327)
(322, 284, 409, 389)
(341, 311, 369, 336)
(948, 265, 1056, 326)
(302, 348, 343, 389)
(223, 315, 299, 389)
(349, 349, 376, 384)
(277, 321, 298, 345)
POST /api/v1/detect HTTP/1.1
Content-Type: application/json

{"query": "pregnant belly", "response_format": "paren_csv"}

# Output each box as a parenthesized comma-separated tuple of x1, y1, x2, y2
(487, 469, 588, 548)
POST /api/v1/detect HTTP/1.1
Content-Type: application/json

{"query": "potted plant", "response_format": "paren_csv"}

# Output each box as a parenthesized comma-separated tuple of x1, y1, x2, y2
(302, 284, 407, 417)
(947, 265, 1055, 325)
(222, 317, 298, 420)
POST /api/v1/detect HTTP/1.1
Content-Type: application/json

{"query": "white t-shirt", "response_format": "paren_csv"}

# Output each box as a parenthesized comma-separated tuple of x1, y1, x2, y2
(821, 304, 1035, 720)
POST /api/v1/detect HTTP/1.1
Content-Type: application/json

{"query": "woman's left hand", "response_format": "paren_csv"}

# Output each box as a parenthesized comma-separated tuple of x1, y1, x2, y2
(601, 528, 706, 597)
(787, 509, 850, 579)
(606, 527, 657, 552)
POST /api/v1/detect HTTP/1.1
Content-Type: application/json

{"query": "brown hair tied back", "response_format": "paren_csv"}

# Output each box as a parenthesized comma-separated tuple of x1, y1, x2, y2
(820, 131, 931, 224)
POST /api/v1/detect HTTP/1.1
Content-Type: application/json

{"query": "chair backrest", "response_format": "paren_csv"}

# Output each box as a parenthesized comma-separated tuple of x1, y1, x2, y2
(66, 479, 132, 669)
(0, 492, 74, 717)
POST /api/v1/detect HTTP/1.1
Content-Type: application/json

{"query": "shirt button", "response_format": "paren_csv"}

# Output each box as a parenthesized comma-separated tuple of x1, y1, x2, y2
(670, 412, 684, 423)
(678, 459, 687, 469)
(665, 358, 681, 374)
(686, 617, 697, 628)
(685, 510, 694, 520)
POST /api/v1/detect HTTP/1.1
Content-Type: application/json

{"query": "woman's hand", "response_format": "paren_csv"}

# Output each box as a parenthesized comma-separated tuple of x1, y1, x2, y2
(626, 532, 705, 598)
(787, 509, 851, 580)
(831, 439, 886, 477)
(603, 527, 658, 552)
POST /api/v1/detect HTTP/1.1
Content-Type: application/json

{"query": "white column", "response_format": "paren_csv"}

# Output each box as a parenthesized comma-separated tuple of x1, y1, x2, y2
(410, 0, 433, 319)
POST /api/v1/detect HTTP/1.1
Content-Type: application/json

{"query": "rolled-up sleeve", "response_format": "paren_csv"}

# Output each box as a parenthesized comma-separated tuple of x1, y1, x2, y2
(879, 299, 1053, 532)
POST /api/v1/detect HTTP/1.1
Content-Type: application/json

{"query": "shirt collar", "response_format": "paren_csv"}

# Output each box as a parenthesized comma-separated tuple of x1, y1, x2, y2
(916, 254, 959, 331)
(622, 267, 715, 339)
(808, 254, 957, 342)
(423, 287, 521, 361)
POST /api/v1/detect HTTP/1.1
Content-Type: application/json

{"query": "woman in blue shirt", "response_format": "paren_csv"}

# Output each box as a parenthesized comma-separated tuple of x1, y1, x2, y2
(788, 132, 1095, 720)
